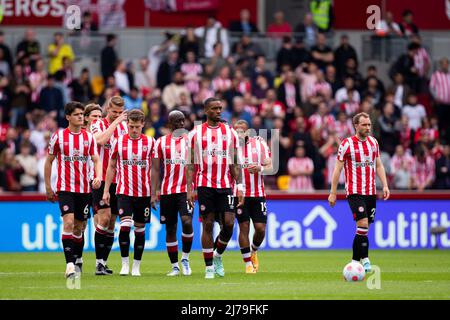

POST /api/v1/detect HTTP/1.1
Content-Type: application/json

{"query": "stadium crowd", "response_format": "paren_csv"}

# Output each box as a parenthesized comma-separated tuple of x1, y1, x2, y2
(0, 8, 449, 193)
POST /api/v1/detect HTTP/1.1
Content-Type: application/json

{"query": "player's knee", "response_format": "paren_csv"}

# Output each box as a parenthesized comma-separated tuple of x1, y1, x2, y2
(203, 221, 214, 233)
(239, 222, 250, 234)
(254, 224, 266, 235)
(357, 219, 369, 229)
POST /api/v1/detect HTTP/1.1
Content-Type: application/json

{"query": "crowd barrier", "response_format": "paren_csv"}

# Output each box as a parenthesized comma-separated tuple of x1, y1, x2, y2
(0, 192, 449, 252)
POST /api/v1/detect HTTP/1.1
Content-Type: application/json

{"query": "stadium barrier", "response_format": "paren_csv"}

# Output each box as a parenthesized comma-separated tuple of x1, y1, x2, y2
(0, 192, 449, 252)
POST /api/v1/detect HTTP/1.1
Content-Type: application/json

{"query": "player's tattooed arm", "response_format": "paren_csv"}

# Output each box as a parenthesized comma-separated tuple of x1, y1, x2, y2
(44, 154, 57, 202)
(151, 158, 160, 209)
(93, 112, 127, 145)
(103, 156, 117, 205)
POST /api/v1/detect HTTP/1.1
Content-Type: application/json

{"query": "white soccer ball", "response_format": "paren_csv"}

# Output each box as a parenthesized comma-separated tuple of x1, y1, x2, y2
(343, 261, 366, 282)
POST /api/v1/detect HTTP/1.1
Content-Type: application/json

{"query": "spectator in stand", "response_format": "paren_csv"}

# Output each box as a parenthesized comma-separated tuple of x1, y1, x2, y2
(429, 57, 450, 143)
(204, 42, 228, 79)
(252, 74, 270, 102)
(334, 111, 354, 141)
(15, 141, 37, 191)
(251, 55, 274, 89)
(335, 76, 360, 104)
(260, 89, 286, 127)
(310, 33, 334, 72)
(15, 29, 40, 70)
(47, 32, 74, 75)
(267, 10, 292, 38)
(292, 38, 311, 70)
(295, 61, 318, 107)
(375, 11, 402, 37)
(78, 11, 99, 33)
(231, 96, 252, 126)
(410, 145, 435, 191)
(288, 146, 314, 192)
(360, 97, 380, 139)
(179, 27, 200, 62)
(180, 51, 202, 95)
(233, 68, 251, 95)
(232, 34, 264, 66)
(362, 65, 385, 101)
(391, 144, 413, 172)
(69, 68, 93, 103)
(390, 42, 420, 92)
(334, 34, 358, 80)
(0, 31, 13, 72)
(157, 49, 180, 90)
(294, 13, 318, 49)
(0, 148, 23, 191)
(124, 86, 143, 111)
(134, 57, 154, 96)
(309, 100, 335, 142)
(362, 76, 384, 107)
(388, 72, 411, 109)
(0, 127, 19, 154)
(114, 59, 130, 95)
(271, 116, 291, 174)
(341, 58, 363, 91)
(435, 145, 450, 189)
(0, 47, 10, 77)
(410, 35, 430, 83)
(402, 92, 427, 132)
(38, 74, 64, 124)
(28, 58, 47, 106)
(9, 64, 31, 128)
(312, 69, 332, 103)
(212, 65, 232, 94)
(53, 70, 70, 106)
(194, 16, 230, 58)
(325, 64, 341, 96)
(277, 70, 301, 114)
(339, 89, 359, 117)
(100, 34, 118, 81)
(193, 78, 214, 106)
(229, 8, 259, 34)
(399, 10, 419, 37)
(310, 0, 333, 32)
(378, 102, 400, 156)
(162, 71, 191, 111)
(276, 36, 297, 73)
(414, 117, 439, 145)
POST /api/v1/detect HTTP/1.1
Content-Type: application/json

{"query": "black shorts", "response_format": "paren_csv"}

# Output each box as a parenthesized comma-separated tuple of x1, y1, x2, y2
(92, 181, 118, 216)
(57, 191, 91, 222)
(236, 197, 268, 224)
(159, 193, 193, 225)
(197, 187, 234, 216)
(347, 194, 377, 223)
(117, 195, 151, 224)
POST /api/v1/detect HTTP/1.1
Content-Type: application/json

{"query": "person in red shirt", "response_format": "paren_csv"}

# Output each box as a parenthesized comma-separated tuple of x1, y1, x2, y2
(44, 102, 102, 279)
(151, 111, 194, 277)
(103, 109, 155, 277)
(328, 112, 390, 273)
(267, 11, 292, 38)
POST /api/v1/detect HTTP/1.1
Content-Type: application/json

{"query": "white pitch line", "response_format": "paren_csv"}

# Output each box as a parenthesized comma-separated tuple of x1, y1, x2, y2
(0, 272, 61, 275)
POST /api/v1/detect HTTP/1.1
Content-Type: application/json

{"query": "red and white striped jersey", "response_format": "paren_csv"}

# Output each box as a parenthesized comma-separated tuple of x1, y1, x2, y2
(154, 134, 189, 195)
(335, 119, 354, 141)
(48, 128, 98, 194)
(411, 156, 435, 187)
(240, 137, 271, 197)
(287, 156, 314, 191)
(429, 70, 450, 104)
(390, 153, 414, 172)
(414, 48, 430, 77)
(91, 118, 128, 181)
(340, 101, 360, 116)
(188, 122, 239, 189)
(212, 77, 232, 92)
(337, 135, 380, 196)
(112, 134, 155, 197)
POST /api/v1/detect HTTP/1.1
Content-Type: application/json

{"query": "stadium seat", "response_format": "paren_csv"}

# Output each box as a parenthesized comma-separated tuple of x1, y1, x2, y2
(277, 175, 290, 190)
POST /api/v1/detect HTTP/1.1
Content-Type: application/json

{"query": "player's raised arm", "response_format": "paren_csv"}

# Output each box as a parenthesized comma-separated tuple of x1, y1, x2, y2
(92, 111, 127, 146)
(328, 159, 344, 207)
(376, 157, 390, 200)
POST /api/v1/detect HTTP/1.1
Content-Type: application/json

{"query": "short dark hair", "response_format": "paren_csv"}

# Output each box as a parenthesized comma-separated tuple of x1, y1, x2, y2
(106, 34, 116, 43)
(65, 101, 85, 116)
(128, 109, 145, 123)
(402, 9, 413, 17)
(204, 97, 222, 110)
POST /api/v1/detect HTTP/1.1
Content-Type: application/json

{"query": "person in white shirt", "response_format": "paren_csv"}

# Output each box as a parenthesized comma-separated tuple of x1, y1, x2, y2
(114, 59, 130, 95)
(195, 16, 230, 58)
(335, 76, 361, 104)
(402, 93, 426, 131)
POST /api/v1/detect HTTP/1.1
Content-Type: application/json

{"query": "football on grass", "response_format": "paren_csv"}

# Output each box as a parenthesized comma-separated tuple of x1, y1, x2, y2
(343, 261, 366, 282)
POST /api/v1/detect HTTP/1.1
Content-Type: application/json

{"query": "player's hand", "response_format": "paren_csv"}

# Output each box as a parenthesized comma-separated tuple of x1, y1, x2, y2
(328, 193, 337, 208)
(187, 189, 196, 209)
(151, 194, 158, 210)
(46, 188, 57, 203)
(114, 111, 127, 124)
(383, 186, 390, 200)
(247, 164, 261, 174)
(102, 192, 110, 206)
(92, 178, 101, 190)
(237, 190, 244, 208)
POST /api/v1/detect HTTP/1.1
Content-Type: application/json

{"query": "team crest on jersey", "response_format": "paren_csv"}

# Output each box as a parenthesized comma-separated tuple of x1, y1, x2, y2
(252, 148, 257, 153)
(358, 206, 364, 213)
(143, 146, 148, 152)
(222, 135, 227, 140)
(120, 130, 127, 135)
(84, 141, 89, 146)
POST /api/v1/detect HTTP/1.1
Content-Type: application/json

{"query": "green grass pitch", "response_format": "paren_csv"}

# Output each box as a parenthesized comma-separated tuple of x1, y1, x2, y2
(1, 250, 449, 300)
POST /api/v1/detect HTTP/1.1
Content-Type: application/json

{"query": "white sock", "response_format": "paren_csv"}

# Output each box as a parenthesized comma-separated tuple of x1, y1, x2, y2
(245, 261, 253, 267)
(122, 257, 129, 265)
(75, 258, 83, 264)
(96, 259, 104, 266)
(67, 262, 74, 268)
(206, 265, 214, 271)
(352, 259, 360, 264)
(181, 252, 190, 260)
(213, 250, 221, 258)
(133, 259, 141, 269)
(172, 262, 179, 269)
